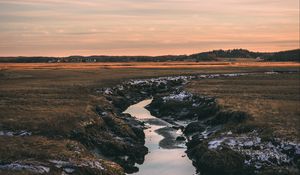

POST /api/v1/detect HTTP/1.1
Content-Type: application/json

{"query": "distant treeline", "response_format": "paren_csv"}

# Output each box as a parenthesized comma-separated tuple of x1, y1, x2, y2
(263, 49, 300, 62)
(0, 49, 299, 63)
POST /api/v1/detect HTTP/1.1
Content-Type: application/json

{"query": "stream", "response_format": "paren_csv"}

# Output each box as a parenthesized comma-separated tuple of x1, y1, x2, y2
(123, 99, 197, 175)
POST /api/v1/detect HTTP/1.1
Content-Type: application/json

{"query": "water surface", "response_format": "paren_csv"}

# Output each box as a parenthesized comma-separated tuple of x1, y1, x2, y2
(124, 99, 196, 175)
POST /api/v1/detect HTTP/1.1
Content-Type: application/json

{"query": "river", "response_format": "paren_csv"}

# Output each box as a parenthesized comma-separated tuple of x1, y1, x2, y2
(123, 99, 197, 175)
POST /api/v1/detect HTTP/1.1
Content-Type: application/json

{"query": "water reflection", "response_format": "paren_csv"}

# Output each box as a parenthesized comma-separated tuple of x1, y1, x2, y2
(124, 99, 197, 175)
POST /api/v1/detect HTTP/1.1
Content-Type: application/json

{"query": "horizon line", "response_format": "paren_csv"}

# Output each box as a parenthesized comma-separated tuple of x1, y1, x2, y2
(0, 48, 299, 58)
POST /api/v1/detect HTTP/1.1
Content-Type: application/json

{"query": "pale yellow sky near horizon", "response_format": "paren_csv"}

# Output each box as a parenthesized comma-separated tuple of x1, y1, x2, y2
(0, 0, 299, 56)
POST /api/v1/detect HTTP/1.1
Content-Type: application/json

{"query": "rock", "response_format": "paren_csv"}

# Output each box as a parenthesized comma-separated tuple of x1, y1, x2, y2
(282, 144, 295, 156)
(243, 141, 254, 148)
(188, 145, 249, 175)
(131, 127, 145, 140)
(297, 159, 300, 170)
(176, 136, 186, 141)
(64, 167, 75, 174)
(172, 125, 184, 130)
(184, 122, 206, 135)
(186, 134, 204, 148)
(208, 138, 225, 149)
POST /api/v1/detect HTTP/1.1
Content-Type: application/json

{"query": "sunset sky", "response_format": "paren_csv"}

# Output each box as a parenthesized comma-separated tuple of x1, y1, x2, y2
(0, 0, 299, 56)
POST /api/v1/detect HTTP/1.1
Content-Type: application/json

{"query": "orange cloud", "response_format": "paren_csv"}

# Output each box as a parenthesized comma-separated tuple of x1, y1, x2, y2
(0, 0, 298, 56)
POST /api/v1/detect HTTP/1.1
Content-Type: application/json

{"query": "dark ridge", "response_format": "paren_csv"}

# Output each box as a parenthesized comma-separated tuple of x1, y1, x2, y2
(263, 49, 300, 61)
(0, 48, 299, 63)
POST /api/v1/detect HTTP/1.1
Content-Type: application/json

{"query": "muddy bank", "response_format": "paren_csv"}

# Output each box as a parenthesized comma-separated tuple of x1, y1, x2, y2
(97, 76, 191, 173)
(0, 136, 125, 175)
(68, 98, 148, 174)
(100, 71, 299, 175)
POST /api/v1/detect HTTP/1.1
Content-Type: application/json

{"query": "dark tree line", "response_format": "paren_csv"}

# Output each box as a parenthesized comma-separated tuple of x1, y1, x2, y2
(0, 49, 298, 63)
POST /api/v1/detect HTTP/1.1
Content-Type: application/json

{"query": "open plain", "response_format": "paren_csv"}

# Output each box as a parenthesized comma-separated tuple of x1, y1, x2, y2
(0, 61, 299, 175)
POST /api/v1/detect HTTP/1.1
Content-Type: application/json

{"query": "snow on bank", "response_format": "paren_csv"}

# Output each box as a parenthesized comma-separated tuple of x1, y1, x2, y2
(0, 130, 32, 136)
(49, 159, 105, 172)
(127, 75, 193, 86)
(208, 131, 300, 169)
(0, 163, 50, 174)
(101, 71, 288, 97)
(163, 91, 193, 102)
(0, 159, 106, 174)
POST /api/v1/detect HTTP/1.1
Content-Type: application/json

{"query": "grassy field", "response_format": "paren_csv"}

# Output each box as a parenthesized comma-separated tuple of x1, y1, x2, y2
(186, 72, 300, 141)
(0, 61, 299, 70)
(2, 67, 218, 174)
(0, 62, 299, 174)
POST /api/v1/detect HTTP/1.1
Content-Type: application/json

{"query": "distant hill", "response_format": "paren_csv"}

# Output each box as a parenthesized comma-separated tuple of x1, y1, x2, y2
(189, 49, 263, 61)
(0, 49, 298, 63)
(263, 49, 300, 62)
(190, 49, 299, 62)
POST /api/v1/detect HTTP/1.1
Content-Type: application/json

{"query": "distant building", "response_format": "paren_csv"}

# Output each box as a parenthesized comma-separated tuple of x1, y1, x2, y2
(256, 57, 263, 61)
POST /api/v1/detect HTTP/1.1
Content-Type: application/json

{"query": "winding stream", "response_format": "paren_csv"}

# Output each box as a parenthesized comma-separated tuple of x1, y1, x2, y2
(124, 99, 197, 175)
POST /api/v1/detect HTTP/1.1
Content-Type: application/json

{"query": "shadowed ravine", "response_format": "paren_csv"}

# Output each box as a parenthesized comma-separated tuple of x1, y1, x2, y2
(123, 99, 197, 175)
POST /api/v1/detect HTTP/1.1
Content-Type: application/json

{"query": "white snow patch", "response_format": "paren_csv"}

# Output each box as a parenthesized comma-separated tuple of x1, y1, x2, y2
(127, 76, 193, 86)
(104, 88, 113, 95)
(0, 131, 13, 136)
(206, 131, 299, 168)
(49, 160, 105, 171)
(49, 160, 70, 168)
(265, 71, 279, 75)
(0, 130, 31, 136)
(0, 163, 50, 174)
(208, 138, 225, 149)
(163, 91, 192, 102)
(63, 167, 75, 173)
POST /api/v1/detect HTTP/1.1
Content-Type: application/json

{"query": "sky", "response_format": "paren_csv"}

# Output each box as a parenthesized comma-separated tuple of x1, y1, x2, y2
(0, 0, 299, 56)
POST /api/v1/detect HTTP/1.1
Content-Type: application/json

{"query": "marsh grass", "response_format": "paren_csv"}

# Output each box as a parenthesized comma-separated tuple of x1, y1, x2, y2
(186, 73, 300, 141)
(0, 63, 299, 173)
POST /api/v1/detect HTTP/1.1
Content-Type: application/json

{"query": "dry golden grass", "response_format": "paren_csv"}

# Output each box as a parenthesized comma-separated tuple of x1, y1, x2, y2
(0, 61, 299, 70)
(0, 64, 298, 136)
(0, 62, 299, 173)
(186, 73, 300, 141)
